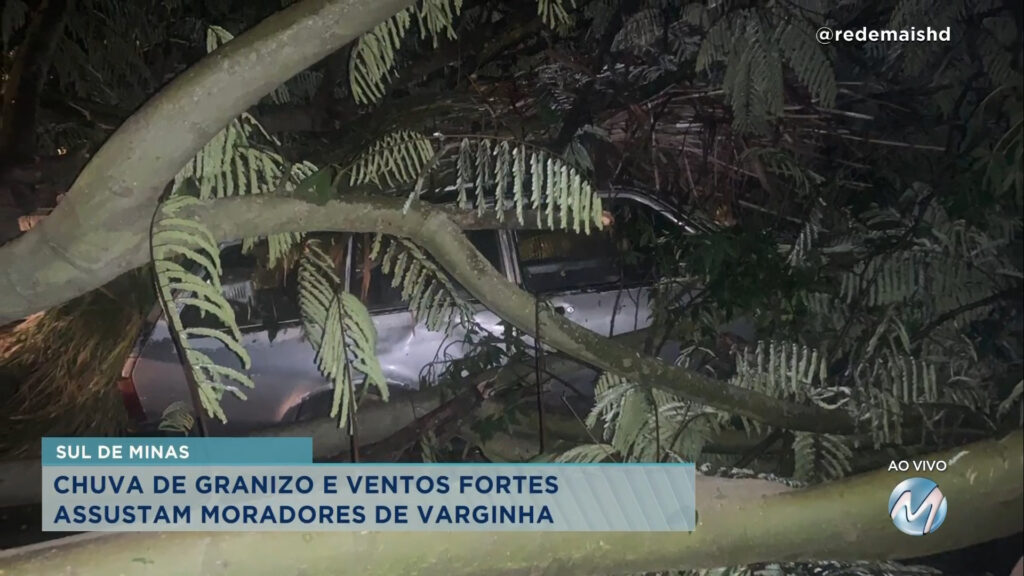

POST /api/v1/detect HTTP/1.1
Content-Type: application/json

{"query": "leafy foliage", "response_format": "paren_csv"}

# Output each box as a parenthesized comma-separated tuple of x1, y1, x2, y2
(611, 8, 664, 54)
(676, 186, 1019, 479)
(143, 24, 335, 429)
(792, 432, 852, 483)
(550, 0, 1020, 491)
(349, 0, 573, 104)
(174, 26, 319, 266)
(158, 401, 197, 435)
(152, 195, 257, 423)
(347, 130, 436, 188)
(374, 234, 474, 331)
(297, 240, 388, 428)
(689, 3, 836, 132)
(408, 136, 605, 233)
(556, 372, 721, 464)
(268, 70, 324, 105)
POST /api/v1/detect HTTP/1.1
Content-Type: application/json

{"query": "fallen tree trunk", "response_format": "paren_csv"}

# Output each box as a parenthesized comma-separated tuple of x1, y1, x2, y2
(1, 431, 1019, 575)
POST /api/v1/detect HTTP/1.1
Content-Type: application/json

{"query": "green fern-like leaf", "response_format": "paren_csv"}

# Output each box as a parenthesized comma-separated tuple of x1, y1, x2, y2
(725, 334, 973, 448)
(348, 6, 414, 105)
(695, 8, 738, 71)
(784, 206, 824, 267)
(775, 19, 837, 107)
(152, 195, 255, 424)
(158, 401, 196, 434)
(298, 240, 388, 429)
(727, 340, 829, 434)
(178, 27, 319, 268)
(837, 201, 1012, 320)
(851, 350, 942, 447)
(407, 137, 603, 233)
(612, 384, 656, 458)
(537, 0, 573, 29)
(376, 235, 474, 331)
(696, 7, 835, 130)
(586, 372, 720, 463)
(611, 8, 662, 54)
(350, 0, 572, 104)
(888, 0, 970, 77)
(555, 443, 616, 463)
(268, 70, 325, 105)
(347, 130, 436, 188)
(587, 373, 656, 460)
(416, 0, 462, 46)
(420, 431, 442, 462)
(349, 1, 463, 105)
(733, 341, 827, 401)
(206, 24, 234, 52)
(793, 432, 853, 483)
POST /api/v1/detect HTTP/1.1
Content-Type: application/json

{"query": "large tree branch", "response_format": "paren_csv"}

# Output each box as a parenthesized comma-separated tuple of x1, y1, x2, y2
(0, 192, 855, 432)
(0, 192, 527, 321)
(0, 0, 414, 324)
(0, 431, 1019, 575)
(207, 195, 854, 433)
(407, 209, 855, 434)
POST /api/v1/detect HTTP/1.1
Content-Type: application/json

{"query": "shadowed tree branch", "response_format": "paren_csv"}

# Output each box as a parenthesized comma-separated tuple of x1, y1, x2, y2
(0, 0, 74, 163)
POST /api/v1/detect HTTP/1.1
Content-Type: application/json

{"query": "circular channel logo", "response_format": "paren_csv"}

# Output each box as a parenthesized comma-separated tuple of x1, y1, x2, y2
(888, 477, 947, 536)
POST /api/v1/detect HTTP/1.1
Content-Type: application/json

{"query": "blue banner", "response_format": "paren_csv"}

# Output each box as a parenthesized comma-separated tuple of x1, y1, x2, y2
(42, 437, 312, 466)
(41, 438, 696, 532)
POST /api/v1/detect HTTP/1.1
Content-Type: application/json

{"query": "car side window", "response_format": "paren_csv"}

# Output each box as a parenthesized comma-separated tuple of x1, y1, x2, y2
(515, 198, 673, 294)
(350, 230, 505, 312)
(612, 198, 675, 286)
(516, 228, 619, 294)
(178, 244, 301, 332)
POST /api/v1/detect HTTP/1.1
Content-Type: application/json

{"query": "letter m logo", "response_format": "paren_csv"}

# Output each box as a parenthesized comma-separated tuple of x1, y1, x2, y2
(889, 480, 947, 535)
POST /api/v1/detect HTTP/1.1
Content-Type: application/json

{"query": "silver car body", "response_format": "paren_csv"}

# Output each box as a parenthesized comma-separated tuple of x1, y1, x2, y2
(124, 189, 689, 435)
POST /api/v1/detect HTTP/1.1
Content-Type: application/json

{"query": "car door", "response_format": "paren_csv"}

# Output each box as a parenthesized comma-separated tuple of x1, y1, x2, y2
(133, 232, 513, 433)
(131, 244, 323, 435)
(511, 194, 676, 335)
(506, 193, 679, 398)
(287, 230, 512, 422)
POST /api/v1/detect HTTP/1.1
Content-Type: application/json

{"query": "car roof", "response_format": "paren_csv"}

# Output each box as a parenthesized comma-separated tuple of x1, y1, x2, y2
(598, 185, 709, 234)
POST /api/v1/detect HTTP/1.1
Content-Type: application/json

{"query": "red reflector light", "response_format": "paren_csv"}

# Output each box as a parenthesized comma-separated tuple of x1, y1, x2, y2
(118, 357, 145, 423)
